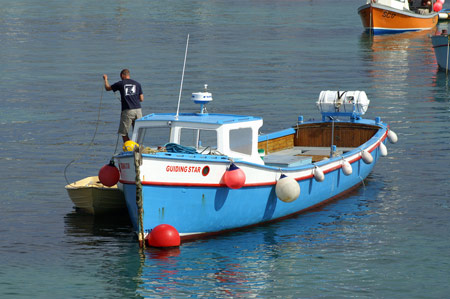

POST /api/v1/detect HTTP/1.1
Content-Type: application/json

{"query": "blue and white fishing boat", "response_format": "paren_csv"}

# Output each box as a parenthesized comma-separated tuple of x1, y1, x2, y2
(113, 87, 398, 243)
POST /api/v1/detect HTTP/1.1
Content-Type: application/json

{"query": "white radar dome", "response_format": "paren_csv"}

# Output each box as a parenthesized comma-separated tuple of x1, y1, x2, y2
(192, 84, 213, 104)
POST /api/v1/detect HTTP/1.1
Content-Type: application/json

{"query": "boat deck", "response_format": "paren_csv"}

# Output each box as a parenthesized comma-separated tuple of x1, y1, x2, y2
(263, 146, 356, 166)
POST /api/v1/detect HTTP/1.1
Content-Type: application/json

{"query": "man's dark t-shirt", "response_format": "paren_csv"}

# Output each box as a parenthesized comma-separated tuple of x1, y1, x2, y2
(111, 79, 143, 111)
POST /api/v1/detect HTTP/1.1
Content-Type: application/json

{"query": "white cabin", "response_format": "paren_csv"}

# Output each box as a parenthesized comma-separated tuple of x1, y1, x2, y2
(131, 112, 264, 165)
(373, 0, 410, 10)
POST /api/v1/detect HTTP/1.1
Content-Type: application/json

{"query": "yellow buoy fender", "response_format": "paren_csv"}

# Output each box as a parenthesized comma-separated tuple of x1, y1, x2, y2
(123, 140, 139, 152)
(387, 130, 398, 144)
(342, 159, 352, 176)
(275, 174, 300, 203)
(313, 166, 325, 182)
(361, 150, 373, 164)
(379, 142, 388, 157)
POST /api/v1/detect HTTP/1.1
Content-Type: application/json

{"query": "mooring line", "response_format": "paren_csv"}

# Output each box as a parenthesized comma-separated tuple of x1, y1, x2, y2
(64, 84, 119, 185)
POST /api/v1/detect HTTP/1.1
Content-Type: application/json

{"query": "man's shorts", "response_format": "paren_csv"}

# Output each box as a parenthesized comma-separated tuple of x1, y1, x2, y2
(118, 108, 142, 136)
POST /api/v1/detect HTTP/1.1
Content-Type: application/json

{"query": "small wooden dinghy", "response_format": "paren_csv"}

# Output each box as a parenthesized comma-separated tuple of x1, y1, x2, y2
(65, 176, 126, 215)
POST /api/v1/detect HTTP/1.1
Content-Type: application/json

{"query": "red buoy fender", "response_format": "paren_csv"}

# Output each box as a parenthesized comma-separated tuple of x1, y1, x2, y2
(434, 2, 443, 11)
(146, 224, 181, 248)
(222, 163, 246, 189)
(98, 160, 120, 187)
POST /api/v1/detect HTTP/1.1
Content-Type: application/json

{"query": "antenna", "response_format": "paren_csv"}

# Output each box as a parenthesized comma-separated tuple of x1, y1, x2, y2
(175, 34, 190, 119)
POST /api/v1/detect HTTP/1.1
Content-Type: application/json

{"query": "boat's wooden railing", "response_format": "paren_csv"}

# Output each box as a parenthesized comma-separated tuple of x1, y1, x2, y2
(294, 123, 378, 148)
(258, 122, 379, 163)
(258, 129, 295, 155)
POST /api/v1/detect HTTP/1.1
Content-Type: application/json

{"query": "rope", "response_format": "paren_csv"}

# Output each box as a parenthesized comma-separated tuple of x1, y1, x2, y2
(113, 134, 120, 155)
(446, 35, 449, 76)
(359, 176, 366, 189)
(134, 146, 145, 249)
(164, 143, 197, 154)
(64, 85, 105, 186)
(335, 91, 346, 111)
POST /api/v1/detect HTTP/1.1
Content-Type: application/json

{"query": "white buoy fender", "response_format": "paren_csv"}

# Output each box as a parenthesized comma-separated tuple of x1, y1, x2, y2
(313, 166, 325, 182)
(342, 159, 352, 176)
(361, 150, 373, 164)
(275, 174, 300, 203)
(387, 130, 398, 144)
(379, 142, 388, 157)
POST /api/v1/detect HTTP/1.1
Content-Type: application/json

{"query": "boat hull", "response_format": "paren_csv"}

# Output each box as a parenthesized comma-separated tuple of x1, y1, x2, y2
(358, 3, 438, 34)
(122, 157, 378, 240)
(432, 34, 450, 70)
(65, 176, 127, 215)
(117, 119, 389, 241)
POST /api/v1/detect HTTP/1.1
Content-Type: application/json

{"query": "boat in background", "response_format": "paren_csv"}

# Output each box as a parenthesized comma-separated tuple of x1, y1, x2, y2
(358, 0, 439, 35)
(65, 176, 127, 215)
(431, 30, 450, 70)
(113, 87, 398, 243)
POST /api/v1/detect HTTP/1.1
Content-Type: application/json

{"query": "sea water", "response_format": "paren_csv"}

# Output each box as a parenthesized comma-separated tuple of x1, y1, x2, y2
(1, 1, 449, 298)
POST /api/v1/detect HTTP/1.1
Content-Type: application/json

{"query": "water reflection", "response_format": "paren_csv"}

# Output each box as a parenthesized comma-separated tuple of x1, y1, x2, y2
(63, 212, 144, 298)
(62, 175, 386, 297)
(135, 179, 384, 297)
(431, 70, 450, 98)
(64, 211, 132, 240)
(358, 29, 440, 121)
(360, 30, 437, 86)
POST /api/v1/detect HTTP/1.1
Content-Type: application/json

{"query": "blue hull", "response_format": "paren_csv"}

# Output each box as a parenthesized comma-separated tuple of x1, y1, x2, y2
(122, 149, 381, 240)
(368, 28, 419, 35)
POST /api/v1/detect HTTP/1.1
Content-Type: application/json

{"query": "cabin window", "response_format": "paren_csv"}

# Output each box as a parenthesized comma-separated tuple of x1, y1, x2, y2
(179, 128, 217, 150)
(137, 127, 171, 148)
(229, 128, 252, 155)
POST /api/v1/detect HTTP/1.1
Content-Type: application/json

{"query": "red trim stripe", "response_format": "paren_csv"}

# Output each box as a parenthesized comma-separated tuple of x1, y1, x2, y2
(433, 44, 449, 49)
(120, 132, 388, 188)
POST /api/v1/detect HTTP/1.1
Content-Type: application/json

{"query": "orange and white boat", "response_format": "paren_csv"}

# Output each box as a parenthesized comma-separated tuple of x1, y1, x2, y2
(358, 0, 438, 34)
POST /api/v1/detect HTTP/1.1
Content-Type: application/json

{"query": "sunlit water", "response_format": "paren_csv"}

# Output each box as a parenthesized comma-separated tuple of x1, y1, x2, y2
(0, 1, 449, 298)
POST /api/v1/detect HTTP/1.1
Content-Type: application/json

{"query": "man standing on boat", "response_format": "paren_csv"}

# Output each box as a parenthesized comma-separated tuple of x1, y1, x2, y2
(103, 69, 144, 142)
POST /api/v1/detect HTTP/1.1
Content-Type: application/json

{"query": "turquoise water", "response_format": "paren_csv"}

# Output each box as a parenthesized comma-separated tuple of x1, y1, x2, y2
(1, 1, 449, 298)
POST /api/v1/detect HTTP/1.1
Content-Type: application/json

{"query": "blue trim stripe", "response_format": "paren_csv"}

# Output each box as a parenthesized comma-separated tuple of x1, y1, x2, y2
(138, 113, 262, 125)
(258, 128, 295, 142)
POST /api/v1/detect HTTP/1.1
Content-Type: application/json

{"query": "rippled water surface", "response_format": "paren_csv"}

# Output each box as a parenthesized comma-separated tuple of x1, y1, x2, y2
(1, 1, 449, 298)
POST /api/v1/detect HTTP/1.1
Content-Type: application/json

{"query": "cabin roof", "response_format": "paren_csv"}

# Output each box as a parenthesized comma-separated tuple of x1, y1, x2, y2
(138, 113, 262, 125)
